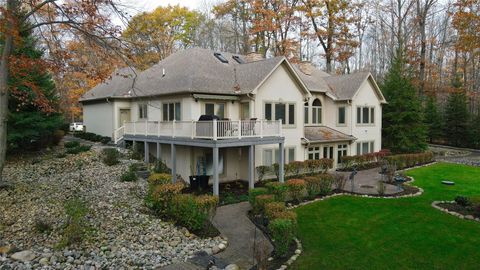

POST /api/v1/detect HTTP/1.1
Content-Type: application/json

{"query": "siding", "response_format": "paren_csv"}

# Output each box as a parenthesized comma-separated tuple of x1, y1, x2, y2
(83, 102, 113, 137)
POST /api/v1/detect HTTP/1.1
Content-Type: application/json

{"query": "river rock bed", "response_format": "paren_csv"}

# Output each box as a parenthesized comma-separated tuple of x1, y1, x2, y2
(0, 146, 225, 269)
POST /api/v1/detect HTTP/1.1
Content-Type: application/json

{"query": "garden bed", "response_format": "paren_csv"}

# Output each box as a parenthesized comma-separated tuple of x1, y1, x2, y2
(182, 180, 250, 205)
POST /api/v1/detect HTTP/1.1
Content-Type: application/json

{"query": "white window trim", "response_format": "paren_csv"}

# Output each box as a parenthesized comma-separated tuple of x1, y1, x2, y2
(356, 106, 375, 126)
(138, 103, 148, 120)
(311, 105, 322, 125)
(262, 146, 296, 166)
(356, 140, 375, 155)
(202, 101, 227, 119)
(162, 101, 182, 122)
(264, 101, 296, 128)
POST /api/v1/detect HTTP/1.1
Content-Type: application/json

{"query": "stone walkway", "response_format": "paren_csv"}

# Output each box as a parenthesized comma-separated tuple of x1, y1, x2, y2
(162, 202, 272, 270)
(336, 167, 401, 195)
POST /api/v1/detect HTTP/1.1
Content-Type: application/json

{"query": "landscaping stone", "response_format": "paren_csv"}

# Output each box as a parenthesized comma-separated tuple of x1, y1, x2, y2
(0, 146, 224, 269)
(10, 250, 35, 262)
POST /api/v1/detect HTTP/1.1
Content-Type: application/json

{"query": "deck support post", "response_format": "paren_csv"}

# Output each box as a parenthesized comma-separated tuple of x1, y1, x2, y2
(279, 142, 284, 183)
(144, 141, 149, 163)
(156, 142, 161, 161)
(171, 144, 177, 183)
(248, 145, 255, 189)
(213, 146, 219, 196)
(132, 140, 136, 151)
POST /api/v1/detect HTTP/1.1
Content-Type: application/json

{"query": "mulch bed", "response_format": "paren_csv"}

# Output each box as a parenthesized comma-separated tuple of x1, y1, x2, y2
(437, 203, 480, 218)
(182, 180, 250, 205)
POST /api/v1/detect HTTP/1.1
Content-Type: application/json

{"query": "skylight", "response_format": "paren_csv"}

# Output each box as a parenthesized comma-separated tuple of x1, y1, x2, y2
(214, 52, 229, 63)
(232, 55, 244, 64)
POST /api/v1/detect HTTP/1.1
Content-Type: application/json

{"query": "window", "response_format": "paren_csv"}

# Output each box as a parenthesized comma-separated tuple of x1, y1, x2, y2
(204, 103, 225, 118)
(323, 145, 334, 159)
(304, 102, 309, 124)
(356, 106, 375, 124)
(356, 141, 375, 155)
(265, 102, 295, 126)
(138, 104, 148, 119)
(338, 107, 346, 125)
(337, 144, 348, 164)
(263, 147, 295, 166)
(241, 102, 250, 119)
(205, 103, 214, 115)
(232, 55, 244, 64)
(307, 146, 321, 160)
(312, 99, 322, 124)
(162, 102, 181, 121)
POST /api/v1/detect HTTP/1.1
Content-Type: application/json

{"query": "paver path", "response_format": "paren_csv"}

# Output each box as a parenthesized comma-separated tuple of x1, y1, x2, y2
(213, 201, 273, 269)
(337, 167, 401, 195)
(161, 201, 272, 270)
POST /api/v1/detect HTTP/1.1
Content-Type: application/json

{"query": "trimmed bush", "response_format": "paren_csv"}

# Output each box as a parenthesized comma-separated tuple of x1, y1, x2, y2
(286, 179, 306, 202)
(256, 166, 271, 181)
(153, 160, 171, 174)
(289, 161, 304, 177)
(148, 173, 172, 186)
(254, 194, 275, 214)
(265, 182, 288, 202)
(248, 187, 269, 206)
(264, 202, 286, 220)
(318, 174, 335, 195)
(333, 173, 347, 190)
(269, 218, 296, 258)
(303, 176, 322, 198)
(454, 196, 471, 207)
(149, 182, 185, 214)
(384, 152, 434, 170)
(272, 210, 297, 222)
(102, 148, 120, 166)
(120, 170, 137, 182)
(170, 194, 219, 231)
(64, 141, 80, 148)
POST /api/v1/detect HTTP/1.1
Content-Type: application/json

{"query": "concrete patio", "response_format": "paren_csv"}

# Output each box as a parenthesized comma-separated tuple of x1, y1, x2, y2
(336, 167, 402, 195)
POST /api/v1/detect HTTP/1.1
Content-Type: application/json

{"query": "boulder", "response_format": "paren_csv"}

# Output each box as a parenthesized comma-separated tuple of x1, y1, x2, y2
(11, 250, 36, 262)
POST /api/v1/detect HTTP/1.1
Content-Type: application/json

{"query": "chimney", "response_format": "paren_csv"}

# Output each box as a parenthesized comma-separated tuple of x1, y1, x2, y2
(245, 52, 264, 62)
(298, 61, 314, 76)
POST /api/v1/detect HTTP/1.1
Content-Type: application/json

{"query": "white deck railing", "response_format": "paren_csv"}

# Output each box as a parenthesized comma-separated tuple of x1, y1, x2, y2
(114, 119, 282, 142)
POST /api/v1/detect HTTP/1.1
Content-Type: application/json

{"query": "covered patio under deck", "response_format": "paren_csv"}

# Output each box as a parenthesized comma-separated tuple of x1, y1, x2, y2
(124, 134, 285, 195)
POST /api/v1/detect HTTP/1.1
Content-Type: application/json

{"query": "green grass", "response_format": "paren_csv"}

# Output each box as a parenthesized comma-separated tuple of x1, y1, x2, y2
(294, 163, 480, 270)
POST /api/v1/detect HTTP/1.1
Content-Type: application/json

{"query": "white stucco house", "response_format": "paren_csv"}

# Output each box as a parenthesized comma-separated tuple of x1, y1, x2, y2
(79, 48, 386, 195)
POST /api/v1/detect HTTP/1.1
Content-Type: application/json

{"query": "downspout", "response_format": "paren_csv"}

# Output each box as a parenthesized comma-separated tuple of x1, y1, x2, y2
(247, 92, 255, 118)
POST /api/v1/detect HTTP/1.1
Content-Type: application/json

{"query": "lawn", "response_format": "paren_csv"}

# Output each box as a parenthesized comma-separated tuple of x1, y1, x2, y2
(293, 162, 480, 270)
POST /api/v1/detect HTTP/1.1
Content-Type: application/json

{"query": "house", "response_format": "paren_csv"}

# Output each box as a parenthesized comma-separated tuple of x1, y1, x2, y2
(79, 48, 386, 195)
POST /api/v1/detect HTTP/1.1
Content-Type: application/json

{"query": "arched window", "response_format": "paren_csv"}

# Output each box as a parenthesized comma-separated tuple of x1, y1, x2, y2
(312, 99, 322, 124)
(304, 102, 309, 124)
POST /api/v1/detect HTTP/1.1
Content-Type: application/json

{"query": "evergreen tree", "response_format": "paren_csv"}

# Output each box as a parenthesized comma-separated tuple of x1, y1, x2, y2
(381, 51, 427, 153)
(444, 88, 470, 147)
(6, 26, 63, 151)
(424, 96, 444, 143)
(470, 108, 480, 149)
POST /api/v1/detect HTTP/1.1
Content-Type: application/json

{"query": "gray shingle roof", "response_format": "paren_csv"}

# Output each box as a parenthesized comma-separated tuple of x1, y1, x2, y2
(80, 47, 384, 103)
(304, 126, 356, 143)
(80, 48, 284, 101)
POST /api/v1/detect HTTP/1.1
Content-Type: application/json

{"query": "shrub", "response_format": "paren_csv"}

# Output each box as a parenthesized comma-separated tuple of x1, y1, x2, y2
(102, 148, 120, 166)
(148, 173, 172, 186)
(265, 182, 288, 202)
(34, 218, 52, 234)
(303, 176, 321, 198)
(256, 166, 271, 181)
(248, 187, 269, 206)
(77, 145, 92, 152)
(474, 205, 480, 218)
(100, 136, 111, 145)
(153, 160, 171, 174)
(272, 163, 280, 180)
(130, 149, 143, 160)
(148, 182, 185, 214)
(269, 218, 296, 258)
(53, 130, 65, 145)
(254, 194, 275, 214)
(289, 161, 304, 176)
(285, 163, 295, 177)
(286, 179, 306, 202)
(64, 141, 80, 148)
(304, 160, 318, 174)
(264, 202, 286, 220)
(333, 173, 347, 190)
(272, 210, 297, 222)
(65, 145, 91, 154)
(454, 196, 471, 207)
(318, 158, 334, 173)
(170, 194, 219, 231)
(59, 198, 89, 247)
(317, 174, 334, 195)
(120, 170, 137, 182)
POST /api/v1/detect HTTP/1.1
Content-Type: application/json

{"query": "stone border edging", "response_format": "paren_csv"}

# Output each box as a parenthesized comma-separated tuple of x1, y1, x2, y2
(431, 201, 480, 222)
(274, 238, 302, 270)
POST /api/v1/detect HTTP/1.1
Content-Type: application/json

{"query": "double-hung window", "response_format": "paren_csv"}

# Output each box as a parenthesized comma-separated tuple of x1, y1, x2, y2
(356, 106, 375, 125)
(263, 147, 296, 166)
(162, 102, 181, 121)
(311, 99, 322, 124)
(138, 104, 148, 119)
(356, 141, 375, 155)
(338, 106, 346, 125)
(265, 102, 295, 126)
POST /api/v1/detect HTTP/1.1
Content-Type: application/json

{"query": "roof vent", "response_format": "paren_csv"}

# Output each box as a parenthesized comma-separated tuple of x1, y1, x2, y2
(232, 55, 244, 64)
(214, 52, 229, 63)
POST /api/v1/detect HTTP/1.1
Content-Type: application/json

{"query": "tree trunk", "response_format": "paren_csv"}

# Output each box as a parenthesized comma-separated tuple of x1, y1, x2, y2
(0, 1, 15, 185)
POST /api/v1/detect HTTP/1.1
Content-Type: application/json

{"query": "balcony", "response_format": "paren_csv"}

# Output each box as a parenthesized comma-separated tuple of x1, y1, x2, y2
(114, 119, 283, 144)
